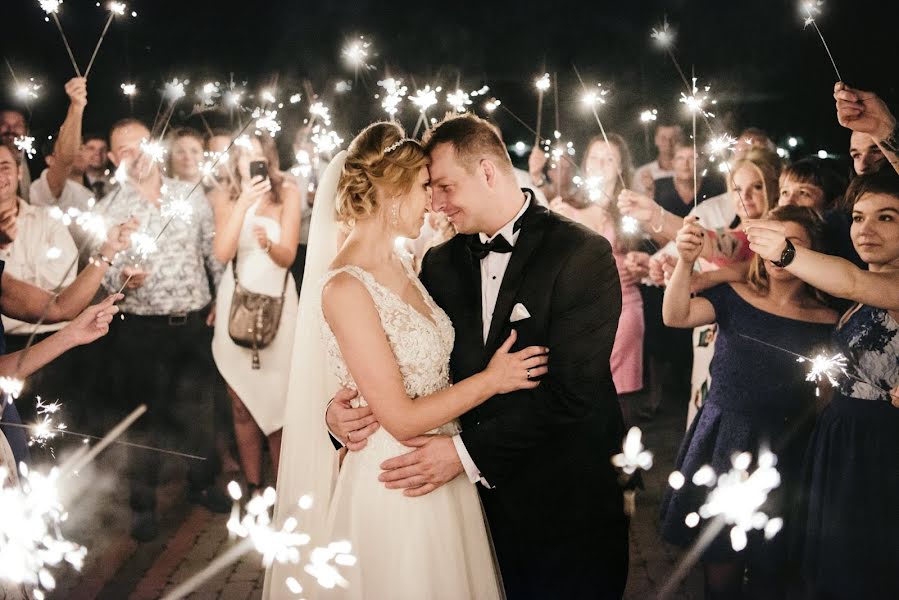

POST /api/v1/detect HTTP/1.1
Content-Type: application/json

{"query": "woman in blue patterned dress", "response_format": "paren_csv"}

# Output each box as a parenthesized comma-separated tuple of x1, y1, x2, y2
(661, 206, 838, 599)
(746, 169, 899, 599)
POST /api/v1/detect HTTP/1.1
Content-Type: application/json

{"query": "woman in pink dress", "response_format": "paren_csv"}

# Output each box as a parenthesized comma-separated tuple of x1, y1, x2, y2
(550, 133, 644, 418)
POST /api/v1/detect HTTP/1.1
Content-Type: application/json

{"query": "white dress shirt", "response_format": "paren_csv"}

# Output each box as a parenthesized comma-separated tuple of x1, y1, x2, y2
(633, 160, 675, 195)
(28, 168, 94, 213)
(453, 196, 531, 487)
(1, 200, 78, 335)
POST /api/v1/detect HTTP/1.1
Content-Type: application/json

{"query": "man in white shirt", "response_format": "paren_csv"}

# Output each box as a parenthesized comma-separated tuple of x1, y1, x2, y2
(633, 122, 683, 195)
(28, 78, 96, 264)
(1, 108, 32, 203)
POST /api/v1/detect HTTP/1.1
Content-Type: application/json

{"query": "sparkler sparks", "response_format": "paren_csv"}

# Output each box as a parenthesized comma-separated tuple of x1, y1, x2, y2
(29, 398, 66, 449)
(611, 426, 654, 475)
(799, 353, 849, 388)
(309, 102, 333, 126)
(342, 36, 373, 71)
(534, 73, 551, 92)
(621, 216, 641, 235)
(253, 108, 282, 138)
(107, 1, 126, 16)
(799, 1, 842, 81)
(197, 82, 220, 106)
(0, 377, 24, 400)
(15, 78, 42, 100)
(38, 0, 61, 14)
(163, 78, 187, 101)
(640, 109, 658, 123)
(679, 80, 716, 119)
(14, 136, 37, 159)
(129, 232, 158, 260)
(376, 78, 407, 118)
(484, 97, 502, 112)
(687, 450, 783, 551)
(139, 138, 166, 165)
(410, 85, 439, 113)
(446, 89, 472, 113)
(581, 83, 609, 107)
(160, 191, 194, 225)
(120, 82, 136, 96)
(651, 20, 675, 46)
(707, 133, 738, 157)
(311, 126, 344, 157)
(0, 464, 86, 598)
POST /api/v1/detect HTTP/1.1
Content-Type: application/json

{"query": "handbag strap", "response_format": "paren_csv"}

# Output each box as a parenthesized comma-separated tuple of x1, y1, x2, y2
(232, 249, 291, 300)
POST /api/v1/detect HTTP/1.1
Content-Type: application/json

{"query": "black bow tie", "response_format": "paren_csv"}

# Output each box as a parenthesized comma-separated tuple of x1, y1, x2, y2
(468, 234, 513, 260)
(467, 208, 526, 260)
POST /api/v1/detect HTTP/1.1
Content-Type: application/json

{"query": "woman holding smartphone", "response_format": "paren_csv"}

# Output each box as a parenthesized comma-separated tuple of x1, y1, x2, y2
(210, 133, 301, 495)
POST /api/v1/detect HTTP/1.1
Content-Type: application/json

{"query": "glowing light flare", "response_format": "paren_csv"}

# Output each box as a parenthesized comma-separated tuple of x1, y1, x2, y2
(253, 108, 282, 138)
(309, 102, 332, 126)
(342, 36, 373, 70)
(0, 463, 86, 596)
(14, 136, 37, 159)
(197, 82, 220, 106)
(160, 192, 194, 225)
(621, 216, 641, 235)
(0, 377, 24, 399)
(311, 126, 344, 156)
(163, 78, 187, 101)
(798, 353, 849, 396)
(15, 79, 42, 100)
(581, 83, 609, 107)
(679, 80, 716, 119)
(139, 138, 166, 165)
(611, 426, 653, 475)
(120, 82, 137, 96)
(376, 78, 407, 117)
(801, 0, 823, 27)
(410, 86, 439, 113)
(640, 109, 658, 123)
(107, 1, 126, 16)
(693, 450, 783, 551)
(484, 97, 502, 112)
(39, 0, 62, 14)
(130, 232, 158, 260)
(651, 20, 675, 46)
(289, 93, 302, 104)
(534, 73, 551, 92)
(446, 89, 472, 113)
(707, 134, 738, 158)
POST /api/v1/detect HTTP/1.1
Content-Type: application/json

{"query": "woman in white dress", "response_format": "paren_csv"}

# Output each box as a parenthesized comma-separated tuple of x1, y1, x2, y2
(267, 123, 548, 599)
(210, 134, 301, 494)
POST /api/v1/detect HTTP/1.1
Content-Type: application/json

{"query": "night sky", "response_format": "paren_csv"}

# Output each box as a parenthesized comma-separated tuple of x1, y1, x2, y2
(4, 0, 898, 168)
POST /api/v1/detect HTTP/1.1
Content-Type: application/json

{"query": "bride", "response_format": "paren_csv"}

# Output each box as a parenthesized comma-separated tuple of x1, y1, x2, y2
(265, 122, 548, 599)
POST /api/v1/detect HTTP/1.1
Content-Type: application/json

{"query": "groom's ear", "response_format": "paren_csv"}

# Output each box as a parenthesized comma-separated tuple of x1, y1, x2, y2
(480, 158, 497, 189)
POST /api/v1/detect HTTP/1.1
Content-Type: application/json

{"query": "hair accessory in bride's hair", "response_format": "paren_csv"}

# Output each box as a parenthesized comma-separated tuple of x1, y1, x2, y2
(384, 138, 412, 155)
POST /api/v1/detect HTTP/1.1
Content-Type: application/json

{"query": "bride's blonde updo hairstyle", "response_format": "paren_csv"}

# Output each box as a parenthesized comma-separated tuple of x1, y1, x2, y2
(336, 122, 428, 225)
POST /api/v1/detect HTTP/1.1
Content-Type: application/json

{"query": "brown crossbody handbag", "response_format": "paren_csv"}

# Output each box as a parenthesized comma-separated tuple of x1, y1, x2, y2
(227, 253, 289, 369)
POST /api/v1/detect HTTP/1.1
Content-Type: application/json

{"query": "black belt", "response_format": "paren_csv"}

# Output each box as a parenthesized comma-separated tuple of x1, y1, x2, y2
(122, 309, 206, 327)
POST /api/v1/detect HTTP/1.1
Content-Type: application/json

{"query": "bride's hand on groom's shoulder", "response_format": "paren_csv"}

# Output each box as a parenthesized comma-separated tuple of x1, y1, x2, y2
(485, 330, 549, 395)
(326, 387, 379, 451)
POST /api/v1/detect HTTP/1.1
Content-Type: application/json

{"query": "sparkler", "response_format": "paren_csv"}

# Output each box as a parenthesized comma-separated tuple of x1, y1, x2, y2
(120, 82, 136, 96)
(0, 463, 86, 599)
(0, 377, 25, 400)
(376, 77, 407, 121)
(611, 426, 654, 475)
(308, 101, 333, 127)
(289, 93, 302, 104)
(659, 450, 782, 599)
(38, 0, 82, 78)
(84, 2, 133, 78)
(260, 89, 277, 105)
(29, 398, 66, 450)
(253, 108, 282, 138)
(15, 78, 42, 101)
(800, 1, 842, 81)
(160, 191, 194, 226)
(484, 97, 502, 113)
(161, 485, 354, 599)
(14, 136, 37, 160)
(311, 126, 344, 157)
(163, 78, 187, 102)
(197, 81, 220, 106)
(534, 73, 550, 146)
(572, 67, 628, 192)
(447, 89, 472, 113)
(139, 138, 166, 165)
(342, 36, 373, 74)
(410, 85, 440, 137)
(640, 108, 658, 154)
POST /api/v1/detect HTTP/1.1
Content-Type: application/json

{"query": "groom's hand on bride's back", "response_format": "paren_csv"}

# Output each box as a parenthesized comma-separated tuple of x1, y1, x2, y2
(326, 387, 380, 451)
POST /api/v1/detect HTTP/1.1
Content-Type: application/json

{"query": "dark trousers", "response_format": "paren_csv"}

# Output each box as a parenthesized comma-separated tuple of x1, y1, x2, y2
(108, 309, 219, 512)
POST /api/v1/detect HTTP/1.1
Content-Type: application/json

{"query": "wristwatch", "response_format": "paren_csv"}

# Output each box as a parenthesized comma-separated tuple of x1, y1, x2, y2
(772, 239, 796, 268)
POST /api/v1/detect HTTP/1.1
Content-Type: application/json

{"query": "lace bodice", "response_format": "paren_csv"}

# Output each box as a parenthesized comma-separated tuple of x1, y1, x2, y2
(319, 259, 459, 436)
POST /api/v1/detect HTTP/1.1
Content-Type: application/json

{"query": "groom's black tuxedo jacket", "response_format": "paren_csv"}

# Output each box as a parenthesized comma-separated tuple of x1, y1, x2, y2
(420, 199, 628, 598)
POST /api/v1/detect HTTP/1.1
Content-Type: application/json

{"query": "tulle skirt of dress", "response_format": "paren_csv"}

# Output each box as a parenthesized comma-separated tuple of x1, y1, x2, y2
(316, 425, 504, 600)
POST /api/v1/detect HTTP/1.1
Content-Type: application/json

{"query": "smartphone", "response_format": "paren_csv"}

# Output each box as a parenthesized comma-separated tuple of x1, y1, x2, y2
(249, 160, 269, 181)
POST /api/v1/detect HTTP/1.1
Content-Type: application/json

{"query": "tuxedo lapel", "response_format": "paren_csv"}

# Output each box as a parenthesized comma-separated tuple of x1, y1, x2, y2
(455, 236, 486, 351)
(484, 203, 547, 352)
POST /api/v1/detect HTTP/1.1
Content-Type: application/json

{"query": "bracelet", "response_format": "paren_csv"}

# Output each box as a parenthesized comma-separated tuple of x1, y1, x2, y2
(651, 204, 665, 234)
(92, 253, 114, 267)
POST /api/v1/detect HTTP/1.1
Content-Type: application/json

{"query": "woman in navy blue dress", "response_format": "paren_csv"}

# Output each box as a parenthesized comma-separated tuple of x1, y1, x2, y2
(662, 206, 838, 599)
(746, 169, 899, 600)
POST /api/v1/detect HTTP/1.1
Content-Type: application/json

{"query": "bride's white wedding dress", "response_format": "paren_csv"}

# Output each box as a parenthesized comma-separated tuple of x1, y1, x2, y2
(317, 259, 503, 600)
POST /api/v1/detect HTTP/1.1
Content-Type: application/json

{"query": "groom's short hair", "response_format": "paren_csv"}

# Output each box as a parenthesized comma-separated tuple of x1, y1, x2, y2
(423, 113, 514, 175)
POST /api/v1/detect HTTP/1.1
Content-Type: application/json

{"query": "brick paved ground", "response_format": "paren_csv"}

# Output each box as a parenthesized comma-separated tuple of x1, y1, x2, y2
(45, 391, 702, 599)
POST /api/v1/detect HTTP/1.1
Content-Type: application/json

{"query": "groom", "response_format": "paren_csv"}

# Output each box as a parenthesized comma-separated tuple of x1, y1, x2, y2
(327, 113, 628, 599)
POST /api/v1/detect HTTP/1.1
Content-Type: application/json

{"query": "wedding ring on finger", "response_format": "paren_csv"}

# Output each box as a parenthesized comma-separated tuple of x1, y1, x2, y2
(347, 430, 354, 443)
(526, 368, 532, 380)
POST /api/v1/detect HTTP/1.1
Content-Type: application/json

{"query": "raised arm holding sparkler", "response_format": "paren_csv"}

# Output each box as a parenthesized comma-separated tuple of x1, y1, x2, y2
(834, 82, 899, 176)
(44, 77, 86, 201)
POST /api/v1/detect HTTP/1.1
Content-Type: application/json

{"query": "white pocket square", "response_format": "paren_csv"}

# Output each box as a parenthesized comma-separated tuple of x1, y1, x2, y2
(510, 303, 531, 323)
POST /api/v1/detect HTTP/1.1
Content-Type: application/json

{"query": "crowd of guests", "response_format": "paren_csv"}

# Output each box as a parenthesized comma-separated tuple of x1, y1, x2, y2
(0, 76, 896, 599)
